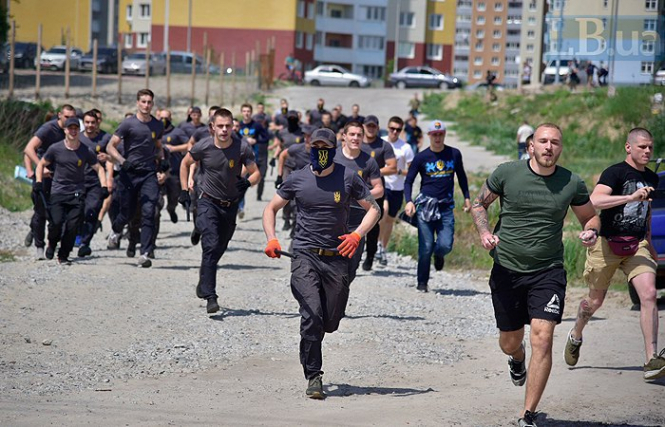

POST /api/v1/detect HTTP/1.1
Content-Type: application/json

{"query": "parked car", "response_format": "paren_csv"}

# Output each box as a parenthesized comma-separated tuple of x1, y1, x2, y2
(389, 66, 462, 89)
(37, 45, 83, 71)
(0, 50, 7, 73)
(465, 82, 506, 92)
(654, 67, 665, 86)
(79, 47, 124, 74)
(542, 58, 572, 84)
(168, 51, 219, 74)
(304, 65, 371, 87)
(122, 52, 166, 76)
(631, 165, 665, 306)
(6, 42, 41, 68)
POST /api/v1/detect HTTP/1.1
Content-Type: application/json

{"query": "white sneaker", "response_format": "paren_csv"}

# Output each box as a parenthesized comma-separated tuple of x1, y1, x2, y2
(35, 247, 45, 260)
(137, 254, 152, 268)
(107, 231, 121, 250)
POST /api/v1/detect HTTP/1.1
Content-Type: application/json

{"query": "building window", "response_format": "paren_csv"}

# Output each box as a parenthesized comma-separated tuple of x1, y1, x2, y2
(645, 0, 657, 11)
(455, 40, 470, 48)
(453, 67, 468, 75)
(126, 4, 132, 20)
(553, 0, 566, 9)
(526, 43, 534, 52)
(603, 0, 609, 7)
(642, 40, 655, 53)
(457, 14, 472, 22)
(427, 43, 443, 60)
(644, 19, 657, 31)
(457, 0, 473, 6)
(494, 2, 503, 11)
(306, 33, 313, 50)
(454, 55, 468, 61)
(506, 42, 520, 49)
(315, 31, 322, 45)
(124, 33, 132, 48)
(137, 32, 149, 48)
(398, 42, 415, 58)
(507, 15, 521, 24)
(528, 16, 536, 25)
(139, 4, 150, 18)
(492, 43, 500, 51)
(529, 1, 537, 11)
(491, 56, 500, 65)
(363, 65, 383, 79)
(475, 41, 483, 51)
(358, 35, 385, 50)
(477, 2, 486, 11)
(429, 14, 443, 30)
(295, 31, 304, 49)
(506, 55, 516, 62)
(364, 6, 385, 21)
(474, 56, 483, 65)
(493, 30, 501, 38)
(400, 12, 415, 27)
(476, 16, 486, 25)
(316, 2, 323, 15)
(527, 30, 535, 39)
(476, 29, 485, 38)
(641, 61, 654, 74)
(297, 0, 305, 17)
(307, 2, 315, 19)
(473, 70, 482, 78)
(494, 16, 502, 25)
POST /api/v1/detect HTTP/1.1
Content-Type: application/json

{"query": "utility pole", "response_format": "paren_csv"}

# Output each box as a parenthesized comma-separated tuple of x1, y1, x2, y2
(554, 0, 565, 84)
(607, 0, 619, 97)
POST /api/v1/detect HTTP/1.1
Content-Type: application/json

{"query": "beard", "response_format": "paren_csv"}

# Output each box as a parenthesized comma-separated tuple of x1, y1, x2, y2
(532, 150, 559, 168)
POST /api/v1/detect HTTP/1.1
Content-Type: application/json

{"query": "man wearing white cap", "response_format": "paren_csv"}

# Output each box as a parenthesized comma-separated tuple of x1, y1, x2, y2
(404, 119, 471, 292)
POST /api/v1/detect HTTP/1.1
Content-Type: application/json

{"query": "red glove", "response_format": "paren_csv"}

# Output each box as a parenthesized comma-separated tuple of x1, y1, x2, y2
(265, 238, 282, 258)
(337, 232, 361, 258)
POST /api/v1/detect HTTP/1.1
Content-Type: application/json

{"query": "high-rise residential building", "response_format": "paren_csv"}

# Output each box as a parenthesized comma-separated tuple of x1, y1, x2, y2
(8, 0, 118, 50)
(544, 0, 665, 85)
(119, 0, 315, 77)
(518, 0, 546, 86)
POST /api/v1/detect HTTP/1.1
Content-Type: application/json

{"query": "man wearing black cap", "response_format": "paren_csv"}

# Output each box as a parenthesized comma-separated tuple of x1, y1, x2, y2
(34, 117, 109, 264)
(276, 110, 304, 230)
(106, 88, 165, 268)
(263, 127, 380, 400)
(360, 115, 397, 271)
(404, 120, 471, 292)
(179, 108, 261, 314)
(23, 104, 77, 259)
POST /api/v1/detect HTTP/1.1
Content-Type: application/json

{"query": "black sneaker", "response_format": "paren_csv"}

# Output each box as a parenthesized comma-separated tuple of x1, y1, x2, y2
(417, 282, 428, 293)
(168, 210, 178, 224)
(137, 254, 152, 268)
(206, 297, 220, 314)
(147, 250, 155, 259)
(509, 343, 527, 386)
(518, 410, 538, 427)
(45, 245, 55, 260)
(196, 282, 204, 298)
(24, 230, 33, 247)
(126, 243, 136, 258)
(77, 245, 92, 257)
(305, 374, 326, 399)
(57, 257, 72, 266)
(434, 255, 445, 271)
(362, 256, 373, 271)
(191, 228, 201, 246)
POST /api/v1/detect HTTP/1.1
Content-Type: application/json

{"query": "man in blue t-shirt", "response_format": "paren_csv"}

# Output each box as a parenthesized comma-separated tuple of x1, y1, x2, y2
(404, 120, 471, 293)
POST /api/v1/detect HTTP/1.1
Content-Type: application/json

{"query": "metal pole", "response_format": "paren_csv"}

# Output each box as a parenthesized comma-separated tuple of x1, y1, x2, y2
(164, 0, 170, 53)
(554, 0, 564, 84)
(166, 50, 171, 107)
(608, 0, 619, 96)
(8, 20, 15, 98)
(231, 51, 236, 107)
(205, 41, 211, 106)
(36, 24, 42, 100)
(190, 51, 196, 106)
(65, 27, 71, 99)
(117, 42, 122, 104)
(394, 0, 400, 73)
(145, 40, 151, 88)
(187, 0, 192, 52)
(219, 52, 224, 106)
(92, 38, 98, 97)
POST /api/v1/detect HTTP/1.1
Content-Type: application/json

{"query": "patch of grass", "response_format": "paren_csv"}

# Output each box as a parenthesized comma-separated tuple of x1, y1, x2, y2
(0, 250, 16, 262)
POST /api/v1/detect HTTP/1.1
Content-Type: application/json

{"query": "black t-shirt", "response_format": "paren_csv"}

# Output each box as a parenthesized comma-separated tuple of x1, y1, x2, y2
(278, 128, 305, 169)
(598, 161, 659, 239)
(277, 163, 370, 250)
(193, 124, 212, 143)
(34, 119, 66, 158)
(360, 138, 396, 169)
(114, 115, 164, 171)
(44, 141, 98, 195)
(334, 150, 380, 226)
(79, 131, 111, 184)
(189, 137, 256, 201)
(286, 143, 310, 170)
(163, 127, 190, 173)
(404, 123, 422, 148)
(178, 121, 206, 138)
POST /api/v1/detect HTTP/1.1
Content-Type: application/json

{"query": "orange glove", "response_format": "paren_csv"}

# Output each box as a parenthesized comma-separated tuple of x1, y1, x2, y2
(265, 238, 282, 258)
(337, 232, 361, 258)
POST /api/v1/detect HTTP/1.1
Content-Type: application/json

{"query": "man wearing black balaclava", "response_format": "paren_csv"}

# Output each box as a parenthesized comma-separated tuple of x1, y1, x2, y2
(275, 110, 304, 231)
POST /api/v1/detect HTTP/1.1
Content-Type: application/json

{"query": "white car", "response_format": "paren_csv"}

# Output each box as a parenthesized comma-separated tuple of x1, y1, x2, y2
(122, 52, 167, 76)
(542, 59, 571, 84)
(654, 67, 665, 85)
(304, 65, 371, 87)
(37, 45, 83, 71)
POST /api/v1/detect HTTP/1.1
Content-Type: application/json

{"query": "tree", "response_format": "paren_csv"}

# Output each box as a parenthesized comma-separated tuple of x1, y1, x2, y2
(0, 2, 9, 45)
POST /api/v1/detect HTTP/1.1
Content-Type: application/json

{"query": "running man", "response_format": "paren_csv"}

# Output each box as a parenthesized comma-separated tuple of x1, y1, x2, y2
(471, 123, 600, 427)
(565, 127, 665, 381)
(179, 108, 261, 314)
(263, 127, 380, 399)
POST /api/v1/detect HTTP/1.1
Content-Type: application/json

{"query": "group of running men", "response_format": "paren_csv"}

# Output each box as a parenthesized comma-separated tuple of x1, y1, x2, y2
(21, 89, 664, 426)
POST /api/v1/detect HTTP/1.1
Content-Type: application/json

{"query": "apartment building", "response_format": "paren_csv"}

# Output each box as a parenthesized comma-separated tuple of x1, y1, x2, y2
(8, 0, 118, 50)
(518, 0, 546, 86)
(119, 0, 151, 50)
(545, 0, 665, 85)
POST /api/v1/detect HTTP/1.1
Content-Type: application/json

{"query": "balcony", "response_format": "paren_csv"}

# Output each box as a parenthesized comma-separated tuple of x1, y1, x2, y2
(314, 45, 385, 65)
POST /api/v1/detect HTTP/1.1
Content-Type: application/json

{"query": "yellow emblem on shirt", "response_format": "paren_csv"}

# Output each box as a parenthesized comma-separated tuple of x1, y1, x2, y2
(229, 159, 235, 168)
(152, 132, 156, 139)
(296, 137, 301, 143)
(167, 136, 172, 142)
(334, 191, 341, 203)
(436, 160, 444, 170)
(95, 145, 100, 152)
(243, 128, 249, 135)
(370, 151, 376, 158)
(77, 159, 82, 167)
(358, 170, 363, 177)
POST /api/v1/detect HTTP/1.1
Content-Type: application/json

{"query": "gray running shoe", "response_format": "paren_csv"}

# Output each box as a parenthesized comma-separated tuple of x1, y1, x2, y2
(24, 230, 33, 247)
(518, 410, 538, 427)
(644, 348, 665, 381)
(563, 329, 583, 366)
(35, 246, 45, 261)
(137, 254, 152, 268)
(107, 231, 121, 250)
(306, 374, 326, 399)
(508, 343, 527, 386)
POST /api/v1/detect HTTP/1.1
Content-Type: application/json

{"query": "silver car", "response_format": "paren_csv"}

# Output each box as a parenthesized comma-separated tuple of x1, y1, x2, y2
(389, 66, 461, 89)
(304, 65, 371, 87)
(122, 52, 166, 76)
(38, 45, 83, 71)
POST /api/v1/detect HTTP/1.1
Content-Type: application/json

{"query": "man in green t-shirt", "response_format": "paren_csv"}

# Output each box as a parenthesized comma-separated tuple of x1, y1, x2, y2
(471, 123, 600, 427)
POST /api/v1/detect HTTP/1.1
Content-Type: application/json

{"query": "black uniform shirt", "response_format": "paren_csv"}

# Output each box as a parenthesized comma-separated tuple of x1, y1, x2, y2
(34, 119, 66, 158)
(286, 143, 310, 170)
(79, 131, 111, 184)
(278, 128, 304, 169)
(44, 141, 98, 195)
(163, 127, 190, 173)
(114, 115, 164, 171)
(277, 163, 370, 250)
(178, 121, 206, 138)
(189, 136, 256, 201)
(333, 150, 380, 225)
(360, 138, 395, 169)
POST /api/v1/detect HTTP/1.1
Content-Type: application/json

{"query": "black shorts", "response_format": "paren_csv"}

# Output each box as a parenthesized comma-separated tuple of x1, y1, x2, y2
(384, 188, 404, 218)
(489, 263, 567, 332)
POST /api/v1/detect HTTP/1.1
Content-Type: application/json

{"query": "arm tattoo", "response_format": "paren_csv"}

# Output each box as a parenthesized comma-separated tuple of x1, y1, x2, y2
(471, 182, 498, 235)
(364, 194, 380, 214)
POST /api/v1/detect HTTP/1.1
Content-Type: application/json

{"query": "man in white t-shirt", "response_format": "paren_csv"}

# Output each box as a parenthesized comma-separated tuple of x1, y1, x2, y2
(516, 120, 534, 160)
(377, 116, 415, 265)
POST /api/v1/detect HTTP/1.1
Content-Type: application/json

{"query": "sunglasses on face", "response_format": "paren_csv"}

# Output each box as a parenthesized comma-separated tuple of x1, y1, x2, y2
(389, 127, 403, 132)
